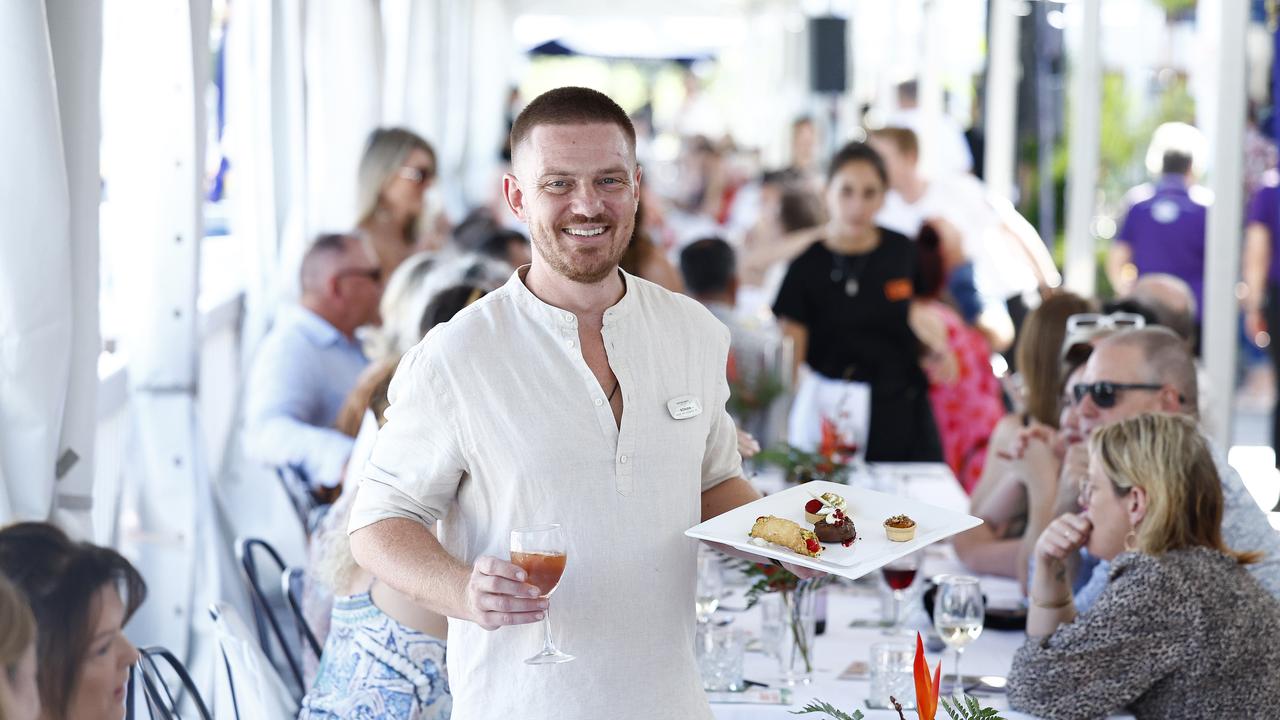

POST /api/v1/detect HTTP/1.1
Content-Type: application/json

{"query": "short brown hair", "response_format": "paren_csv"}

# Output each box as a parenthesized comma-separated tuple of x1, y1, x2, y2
(0, 522, 147, 719)
(1016, 291, 1096, 426)
(509, 87, 636, 164)
(869, 126, 920, 160)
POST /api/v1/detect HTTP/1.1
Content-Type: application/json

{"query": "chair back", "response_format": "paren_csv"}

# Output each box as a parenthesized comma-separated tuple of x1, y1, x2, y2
(209, 602, 299, 719)
(125, 646, 213, 720)
(282, 565, 323, 658)
(234, 537, 312, 699)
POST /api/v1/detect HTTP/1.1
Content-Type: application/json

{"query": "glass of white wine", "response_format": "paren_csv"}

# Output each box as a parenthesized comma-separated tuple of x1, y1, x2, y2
(933, 575, 983, 697)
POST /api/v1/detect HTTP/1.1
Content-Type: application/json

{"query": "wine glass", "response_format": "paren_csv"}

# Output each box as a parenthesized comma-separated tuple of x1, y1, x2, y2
(880, 553, 919, 636)
(933, 575, 984, 697)
(695, 547, 724, 623)
(510, 524, 574, 665)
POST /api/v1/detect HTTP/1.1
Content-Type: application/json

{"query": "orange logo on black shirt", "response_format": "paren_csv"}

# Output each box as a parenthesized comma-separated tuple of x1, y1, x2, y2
(884, 278, 912, 301)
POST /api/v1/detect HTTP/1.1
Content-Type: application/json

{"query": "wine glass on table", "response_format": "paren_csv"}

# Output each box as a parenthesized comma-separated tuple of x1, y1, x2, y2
(933, 575, 984, 697)
(880, 553, 919, 636)
(695, 546, 724, 623)
(510, 524, 574, 664)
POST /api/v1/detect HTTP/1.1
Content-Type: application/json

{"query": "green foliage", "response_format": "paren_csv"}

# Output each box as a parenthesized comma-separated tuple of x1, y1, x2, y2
(753, 445, 852, 485)
(791, 699, 864, 720)
(940, 694, 1006, 720)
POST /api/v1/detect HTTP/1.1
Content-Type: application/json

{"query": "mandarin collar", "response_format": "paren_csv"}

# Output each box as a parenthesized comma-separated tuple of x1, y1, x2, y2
(506, 265, 637, 328)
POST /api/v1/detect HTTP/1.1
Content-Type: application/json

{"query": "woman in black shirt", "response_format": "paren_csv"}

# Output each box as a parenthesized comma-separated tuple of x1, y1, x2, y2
(773, 142, 944, 462)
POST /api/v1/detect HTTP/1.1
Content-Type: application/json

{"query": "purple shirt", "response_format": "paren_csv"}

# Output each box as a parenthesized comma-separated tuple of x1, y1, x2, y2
(1246, 178, 1280, 284)
(1118, 175, 1209, 318)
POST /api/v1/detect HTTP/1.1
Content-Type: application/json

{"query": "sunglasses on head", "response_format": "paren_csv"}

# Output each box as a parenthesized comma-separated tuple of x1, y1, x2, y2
(1065, 312, 1146, 334)
(397, 165, 436, 186)
(1071, 381, 1183, 409)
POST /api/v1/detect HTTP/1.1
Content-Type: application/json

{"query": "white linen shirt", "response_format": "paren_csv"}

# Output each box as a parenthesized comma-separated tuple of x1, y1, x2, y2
(349, 269, 742, 720)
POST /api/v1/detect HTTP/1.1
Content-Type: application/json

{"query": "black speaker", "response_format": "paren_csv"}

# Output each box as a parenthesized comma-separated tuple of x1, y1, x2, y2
(809, 16, 848, 94)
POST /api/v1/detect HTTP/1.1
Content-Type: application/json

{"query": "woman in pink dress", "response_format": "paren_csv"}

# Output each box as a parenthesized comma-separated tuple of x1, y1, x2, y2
(914, 222, 1005, 493)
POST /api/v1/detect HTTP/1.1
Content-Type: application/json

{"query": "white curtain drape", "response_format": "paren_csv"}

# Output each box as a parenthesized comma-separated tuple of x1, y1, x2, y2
(0, 0, 101, 537)
(304, 0, 384, 234)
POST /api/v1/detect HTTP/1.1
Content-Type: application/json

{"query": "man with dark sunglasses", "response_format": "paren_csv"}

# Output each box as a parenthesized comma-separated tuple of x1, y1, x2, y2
(1057, 327, 1280, 609)
(244, 232, 384, 495)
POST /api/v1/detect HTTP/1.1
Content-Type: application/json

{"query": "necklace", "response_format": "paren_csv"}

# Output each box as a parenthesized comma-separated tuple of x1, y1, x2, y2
(830, 251, 873, 297)
(608, 380, 620, 401)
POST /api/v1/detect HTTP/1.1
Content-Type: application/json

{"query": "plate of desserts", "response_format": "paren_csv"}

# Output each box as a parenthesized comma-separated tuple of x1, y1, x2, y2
(685, 480, 983, 581)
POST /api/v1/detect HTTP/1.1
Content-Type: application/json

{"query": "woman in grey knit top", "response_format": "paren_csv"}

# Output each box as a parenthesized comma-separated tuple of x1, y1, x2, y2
(1008, 413, 1280, 719)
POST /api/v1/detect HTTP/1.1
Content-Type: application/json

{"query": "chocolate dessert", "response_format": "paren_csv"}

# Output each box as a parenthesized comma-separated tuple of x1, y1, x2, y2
(812, 508, 856, 544)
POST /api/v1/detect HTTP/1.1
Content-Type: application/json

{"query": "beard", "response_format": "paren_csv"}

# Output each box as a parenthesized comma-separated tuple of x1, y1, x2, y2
(530, 211, 634, 284)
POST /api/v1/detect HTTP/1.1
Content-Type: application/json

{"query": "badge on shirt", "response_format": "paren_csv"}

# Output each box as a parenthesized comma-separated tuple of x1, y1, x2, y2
(884, 278, 913, 302)
(667, 395, 703, 420)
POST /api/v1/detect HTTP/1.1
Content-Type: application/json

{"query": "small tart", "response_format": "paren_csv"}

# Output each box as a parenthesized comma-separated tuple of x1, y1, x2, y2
(883, 514, 917, 542)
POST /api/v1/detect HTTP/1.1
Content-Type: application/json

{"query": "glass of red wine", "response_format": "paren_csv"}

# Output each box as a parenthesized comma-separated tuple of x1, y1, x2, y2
(881, 553, 920, 636)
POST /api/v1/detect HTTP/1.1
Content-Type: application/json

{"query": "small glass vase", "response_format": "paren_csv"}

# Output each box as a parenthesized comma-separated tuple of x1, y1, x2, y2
(776, 579, 817, 686)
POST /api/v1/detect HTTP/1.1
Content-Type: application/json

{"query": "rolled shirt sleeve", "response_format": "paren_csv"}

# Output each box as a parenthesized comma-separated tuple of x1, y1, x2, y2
(348, 344, 467, 533)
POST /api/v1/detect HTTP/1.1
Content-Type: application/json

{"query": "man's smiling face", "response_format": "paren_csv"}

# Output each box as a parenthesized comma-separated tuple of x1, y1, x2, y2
(506, 122, 641, 284)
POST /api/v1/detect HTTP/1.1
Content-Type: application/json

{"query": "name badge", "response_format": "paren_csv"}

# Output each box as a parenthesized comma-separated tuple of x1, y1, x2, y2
(667, 395, 703, 420)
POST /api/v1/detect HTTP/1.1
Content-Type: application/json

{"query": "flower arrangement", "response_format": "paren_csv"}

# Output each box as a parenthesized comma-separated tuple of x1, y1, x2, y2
(726, 348, 786, 422)
(756, 417, 858, 484)
(792, 633, 1004, 720)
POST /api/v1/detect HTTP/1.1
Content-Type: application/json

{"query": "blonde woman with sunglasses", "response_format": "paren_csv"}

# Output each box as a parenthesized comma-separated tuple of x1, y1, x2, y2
(1009, 413, 1280, 719)
(356, 128, 442, 280)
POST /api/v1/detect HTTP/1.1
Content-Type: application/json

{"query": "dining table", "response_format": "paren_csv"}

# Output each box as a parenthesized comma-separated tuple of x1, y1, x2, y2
(706, 463, 1134, 720)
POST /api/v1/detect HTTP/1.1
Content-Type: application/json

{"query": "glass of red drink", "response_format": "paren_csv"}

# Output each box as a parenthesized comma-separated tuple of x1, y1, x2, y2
(510, 524, 574, 664)
(880, 553, 919, 636)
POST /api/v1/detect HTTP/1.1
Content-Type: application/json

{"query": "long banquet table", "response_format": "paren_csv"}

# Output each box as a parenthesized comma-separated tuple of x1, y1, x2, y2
(708, 464, 1133, 720)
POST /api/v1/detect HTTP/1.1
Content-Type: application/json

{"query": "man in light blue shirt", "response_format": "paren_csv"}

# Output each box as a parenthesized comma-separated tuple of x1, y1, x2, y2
(245, 233, 383, 491)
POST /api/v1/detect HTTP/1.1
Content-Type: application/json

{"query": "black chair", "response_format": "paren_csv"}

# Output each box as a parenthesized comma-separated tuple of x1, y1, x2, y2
(282, 565, 323, 659)
(274, 465, 317, 530)
(125, 647, 213, 720)
(235, 537, 320, 699)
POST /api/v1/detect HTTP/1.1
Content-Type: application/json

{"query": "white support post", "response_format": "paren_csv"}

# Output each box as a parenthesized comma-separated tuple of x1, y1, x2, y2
(106, 0, 211, 658)
(1202, 0, 1247, 447)
(984, 0, 1020, 204)
(1063, 0, 1101, 297)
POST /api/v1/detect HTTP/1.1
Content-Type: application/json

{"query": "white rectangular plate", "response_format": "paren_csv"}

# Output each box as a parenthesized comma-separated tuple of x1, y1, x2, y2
(685, 480, 982, 580)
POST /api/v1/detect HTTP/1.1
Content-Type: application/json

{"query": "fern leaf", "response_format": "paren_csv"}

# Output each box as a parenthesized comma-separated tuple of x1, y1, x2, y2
(790, 699, 865, 720)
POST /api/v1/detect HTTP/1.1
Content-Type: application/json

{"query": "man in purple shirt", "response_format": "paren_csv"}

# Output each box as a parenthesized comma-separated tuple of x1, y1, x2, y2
(1106, 135, 1210, 328)
(1243, 169, 1280, 470)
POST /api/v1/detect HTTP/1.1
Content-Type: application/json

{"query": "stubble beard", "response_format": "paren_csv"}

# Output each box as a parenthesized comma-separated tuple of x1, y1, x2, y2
(531, 214, 634, 285)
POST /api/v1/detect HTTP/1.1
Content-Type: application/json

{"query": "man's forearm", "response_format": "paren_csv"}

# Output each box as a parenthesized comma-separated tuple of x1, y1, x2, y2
(350, 517, 471, 618)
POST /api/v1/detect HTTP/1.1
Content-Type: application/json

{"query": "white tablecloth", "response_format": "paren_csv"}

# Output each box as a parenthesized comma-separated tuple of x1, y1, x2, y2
(710, 464, 1133, 719)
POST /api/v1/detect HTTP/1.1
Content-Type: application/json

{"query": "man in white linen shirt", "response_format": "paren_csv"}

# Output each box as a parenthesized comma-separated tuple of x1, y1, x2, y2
(348, 87, 806, 720)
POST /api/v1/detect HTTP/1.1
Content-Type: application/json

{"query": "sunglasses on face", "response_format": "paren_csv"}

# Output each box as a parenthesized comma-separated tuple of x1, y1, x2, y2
(397, 165, 436, 186)
(1071, 381, 1182, 409)
(334, 267, 382, 284)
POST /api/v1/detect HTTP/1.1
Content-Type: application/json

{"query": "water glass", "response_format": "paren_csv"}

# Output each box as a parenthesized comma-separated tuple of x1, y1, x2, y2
(696, 625, 746, 692)
(695, 547, 724, 622)
(868, 642, 915, 710)
(758, 592, 784, 656)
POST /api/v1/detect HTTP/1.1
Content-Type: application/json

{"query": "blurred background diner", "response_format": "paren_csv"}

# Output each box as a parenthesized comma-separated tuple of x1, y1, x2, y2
(3, 0, 1280, 717)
